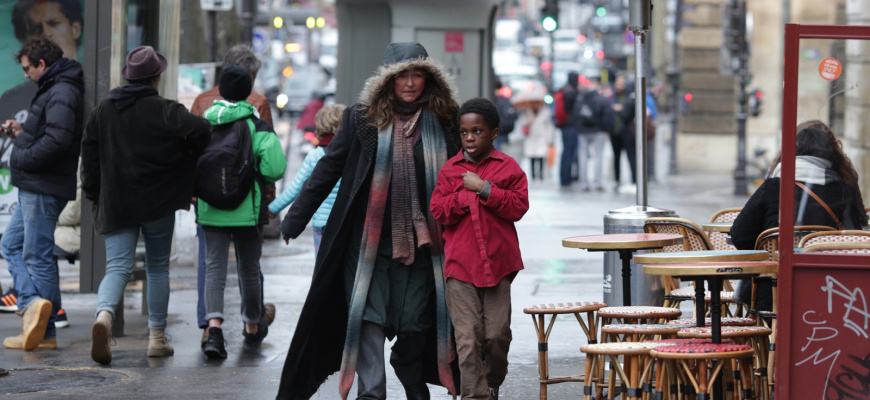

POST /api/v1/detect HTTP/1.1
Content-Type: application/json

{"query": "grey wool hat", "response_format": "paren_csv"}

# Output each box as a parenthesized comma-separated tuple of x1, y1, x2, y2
(382, 42, 429, 65)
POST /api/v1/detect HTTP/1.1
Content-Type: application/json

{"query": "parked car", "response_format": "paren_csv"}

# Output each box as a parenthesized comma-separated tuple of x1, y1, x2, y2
(275, 64, 329, 118)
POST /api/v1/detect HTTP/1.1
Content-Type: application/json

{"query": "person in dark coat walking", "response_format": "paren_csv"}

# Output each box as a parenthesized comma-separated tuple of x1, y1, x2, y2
(555, 71, 580, 186)
(1, 38, 83, 351)
(609, 75, 637, 188)
(277, 42, 462, 400)
(80, 46, 211, 365)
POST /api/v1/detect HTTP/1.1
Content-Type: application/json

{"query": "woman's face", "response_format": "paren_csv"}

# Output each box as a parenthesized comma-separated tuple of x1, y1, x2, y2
(394, 69, 426, 103)
(28, 2, 81, 60)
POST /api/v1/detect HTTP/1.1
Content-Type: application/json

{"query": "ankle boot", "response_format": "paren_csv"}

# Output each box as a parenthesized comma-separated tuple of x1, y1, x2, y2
(147, 329, 174, 357)
(403, 383, 430, 400)
(91, 311, 113, 364)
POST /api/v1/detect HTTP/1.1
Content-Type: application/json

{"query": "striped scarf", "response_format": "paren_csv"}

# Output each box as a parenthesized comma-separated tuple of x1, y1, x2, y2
(391, 108, 431, 265)
(338, 110, 455, 399)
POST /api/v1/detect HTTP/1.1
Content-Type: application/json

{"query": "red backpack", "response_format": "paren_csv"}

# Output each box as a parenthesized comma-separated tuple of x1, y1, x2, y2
(553, 90, 569, 127)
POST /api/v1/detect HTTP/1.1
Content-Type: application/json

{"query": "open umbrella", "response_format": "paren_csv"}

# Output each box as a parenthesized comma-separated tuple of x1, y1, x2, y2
(510, 90, 545, 110)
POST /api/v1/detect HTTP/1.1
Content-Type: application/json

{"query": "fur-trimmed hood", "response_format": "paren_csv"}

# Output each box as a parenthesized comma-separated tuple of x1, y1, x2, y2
(357, 56, 459, 108)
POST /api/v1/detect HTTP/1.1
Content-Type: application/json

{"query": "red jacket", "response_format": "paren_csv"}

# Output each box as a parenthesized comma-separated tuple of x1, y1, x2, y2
(431, 149, 529, 287)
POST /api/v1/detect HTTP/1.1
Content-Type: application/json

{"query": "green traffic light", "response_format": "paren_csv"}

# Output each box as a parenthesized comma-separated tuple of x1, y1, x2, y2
(596, 7, 607, 17)
(543, 16, 557, 32)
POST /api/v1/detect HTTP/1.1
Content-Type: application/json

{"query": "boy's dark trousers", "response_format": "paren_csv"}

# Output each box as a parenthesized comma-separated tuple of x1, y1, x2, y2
(445, 277, 513, 399)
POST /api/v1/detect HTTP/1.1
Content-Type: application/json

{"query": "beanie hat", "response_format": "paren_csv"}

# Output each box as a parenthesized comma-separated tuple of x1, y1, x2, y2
(219, 65, 252, 102)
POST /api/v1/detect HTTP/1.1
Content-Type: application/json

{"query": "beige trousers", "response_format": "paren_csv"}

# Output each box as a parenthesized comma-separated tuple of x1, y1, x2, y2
(445, 276, 513, 399)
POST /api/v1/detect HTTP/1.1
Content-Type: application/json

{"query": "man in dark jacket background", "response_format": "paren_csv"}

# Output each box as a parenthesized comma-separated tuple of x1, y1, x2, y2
(555, 71, 580, 187)
(0, 38, 83, 351)
(81, 46, 211, 365)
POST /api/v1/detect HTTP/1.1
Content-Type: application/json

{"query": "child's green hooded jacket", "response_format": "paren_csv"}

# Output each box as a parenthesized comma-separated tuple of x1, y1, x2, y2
(197, 100, 286, 226)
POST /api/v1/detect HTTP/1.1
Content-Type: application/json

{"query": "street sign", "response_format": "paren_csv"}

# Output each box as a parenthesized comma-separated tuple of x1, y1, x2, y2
(252, 28, 268, 54)
(200, 0, 233, 11)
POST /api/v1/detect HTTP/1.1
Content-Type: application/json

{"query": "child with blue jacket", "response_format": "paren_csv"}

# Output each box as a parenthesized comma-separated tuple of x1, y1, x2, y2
(269, 104, 346, 253)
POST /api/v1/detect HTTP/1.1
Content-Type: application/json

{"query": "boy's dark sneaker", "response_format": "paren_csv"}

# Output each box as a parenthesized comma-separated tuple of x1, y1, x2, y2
(243, 319, 268, 348)
(203, 327, 227, 359)
(55, 308, 69, 328)
(0, 288, 18, 312)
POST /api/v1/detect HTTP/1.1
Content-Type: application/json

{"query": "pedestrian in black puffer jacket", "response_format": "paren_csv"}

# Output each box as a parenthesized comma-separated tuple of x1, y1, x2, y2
(730, 120, 868, 311)
(10, 56, 83, 201)
(0, 38, 84, 351)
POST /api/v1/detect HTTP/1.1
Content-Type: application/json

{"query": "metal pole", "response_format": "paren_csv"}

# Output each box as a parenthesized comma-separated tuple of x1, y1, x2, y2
(732, 0, 749, 196)
(208, 11, 217, 62)
(629, 0, 651, 207)
(240, 0, 256, 46)
(668, 0, 683, 175)
(635, 35, 648, 207)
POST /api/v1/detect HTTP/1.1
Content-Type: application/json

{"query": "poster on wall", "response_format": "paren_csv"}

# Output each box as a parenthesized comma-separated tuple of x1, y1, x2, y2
(0, 0, 84, 231)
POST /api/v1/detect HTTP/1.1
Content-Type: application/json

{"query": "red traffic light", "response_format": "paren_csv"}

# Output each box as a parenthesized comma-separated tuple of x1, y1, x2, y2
(541, 61, 553, 70)
(754, 90, 763, 99)
(595, 50, 605, 59)
(684, 93, 693, 102)
(498, 87, 512, 98)
(577, 34, 587, 43)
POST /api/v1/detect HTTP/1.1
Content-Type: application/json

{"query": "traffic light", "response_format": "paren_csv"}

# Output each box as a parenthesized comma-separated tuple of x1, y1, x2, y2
(748, 89, 763, 117)
(720, 1, 747, 74)
(541, 0, 559, 32)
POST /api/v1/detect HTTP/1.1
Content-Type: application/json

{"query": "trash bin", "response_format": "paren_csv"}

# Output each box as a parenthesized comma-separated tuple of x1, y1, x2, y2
(603, 205, 677, 307)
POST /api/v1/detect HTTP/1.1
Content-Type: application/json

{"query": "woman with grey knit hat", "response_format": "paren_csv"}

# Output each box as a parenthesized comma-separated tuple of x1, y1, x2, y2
(277, 42, 461, 400)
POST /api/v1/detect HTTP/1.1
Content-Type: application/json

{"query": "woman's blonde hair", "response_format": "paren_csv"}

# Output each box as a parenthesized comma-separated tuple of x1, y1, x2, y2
(315, 104, 347, 140)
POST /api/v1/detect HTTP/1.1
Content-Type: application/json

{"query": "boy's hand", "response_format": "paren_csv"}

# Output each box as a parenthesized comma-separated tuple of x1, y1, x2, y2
(1, 120, 21, 138)
(462, 171, 485, 193)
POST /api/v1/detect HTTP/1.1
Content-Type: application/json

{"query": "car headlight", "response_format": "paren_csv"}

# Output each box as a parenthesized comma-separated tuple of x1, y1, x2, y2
(277, 94, 289, 108)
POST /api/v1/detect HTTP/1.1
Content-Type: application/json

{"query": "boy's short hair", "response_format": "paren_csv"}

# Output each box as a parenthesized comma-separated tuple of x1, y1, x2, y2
(315, 104, 347, 140)
(458, 97, 500, 132)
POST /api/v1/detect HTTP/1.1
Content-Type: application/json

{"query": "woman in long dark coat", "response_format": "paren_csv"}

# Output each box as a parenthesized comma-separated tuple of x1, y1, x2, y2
(277, 42, 461, 400)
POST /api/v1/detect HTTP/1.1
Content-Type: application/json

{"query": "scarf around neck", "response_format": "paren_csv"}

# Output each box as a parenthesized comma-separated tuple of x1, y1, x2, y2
(394, 94, 428, 115)
(391, 107, 430, 265)
(771, 155, 841, 185)
(337, 109, 455, 399)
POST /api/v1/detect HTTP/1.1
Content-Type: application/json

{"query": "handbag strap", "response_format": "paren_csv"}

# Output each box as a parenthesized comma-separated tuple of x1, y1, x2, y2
(795, 181, 844, 230)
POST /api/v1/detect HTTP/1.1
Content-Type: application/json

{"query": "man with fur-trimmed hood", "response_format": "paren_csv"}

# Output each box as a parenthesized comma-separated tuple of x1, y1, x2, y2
(277, 42, 462, 399)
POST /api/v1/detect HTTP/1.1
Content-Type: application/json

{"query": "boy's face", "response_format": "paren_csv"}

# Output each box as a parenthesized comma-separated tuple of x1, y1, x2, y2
(459, 113, 498, 163)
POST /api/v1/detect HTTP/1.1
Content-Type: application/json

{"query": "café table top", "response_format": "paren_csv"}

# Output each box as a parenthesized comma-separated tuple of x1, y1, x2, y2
(562, 233, 684, 251)
(634, 250, 768, 265)
(702, 222, 733, 233)
(642, 261, 778, 277)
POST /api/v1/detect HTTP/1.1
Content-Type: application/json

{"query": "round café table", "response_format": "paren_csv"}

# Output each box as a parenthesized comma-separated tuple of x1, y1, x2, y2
(635, 250, 768, 327)
(562, 233, 683, 306)
(640, 261, 777, 343)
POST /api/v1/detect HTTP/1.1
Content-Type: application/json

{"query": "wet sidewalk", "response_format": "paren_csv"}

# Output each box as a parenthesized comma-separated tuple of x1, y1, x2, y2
(0, 171, 748, 399)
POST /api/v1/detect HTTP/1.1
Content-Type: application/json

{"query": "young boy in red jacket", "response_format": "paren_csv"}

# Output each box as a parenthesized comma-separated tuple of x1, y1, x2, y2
(430, 97, 529, 399)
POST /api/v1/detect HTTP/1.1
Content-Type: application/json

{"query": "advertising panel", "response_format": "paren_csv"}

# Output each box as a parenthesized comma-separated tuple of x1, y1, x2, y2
(0, 0, 84, 232)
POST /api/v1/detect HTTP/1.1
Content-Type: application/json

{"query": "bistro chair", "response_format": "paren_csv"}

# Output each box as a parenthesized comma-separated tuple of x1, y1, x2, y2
(706, 207, 742, 251)
(802, 241, 870, 254)
(643, 218, 737, 316)
(678, 325, 773, 399)
(649, 343, 756, 400)
(754, 225, 836, 261)
(798, 229, 870, 248)
(580, 341, 679, 400)
(523, 301, 606, 399)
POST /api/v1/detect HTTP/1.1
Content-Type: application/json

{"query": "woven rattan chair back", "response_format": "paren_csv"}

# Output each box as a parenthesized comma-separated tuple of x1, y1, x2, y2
(799, 230, 870, 248)
(802, 242, 870, 254)
(706, 208, 742, 251)
(644, 217, 714, 252)
(754, 225, 836, 261)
